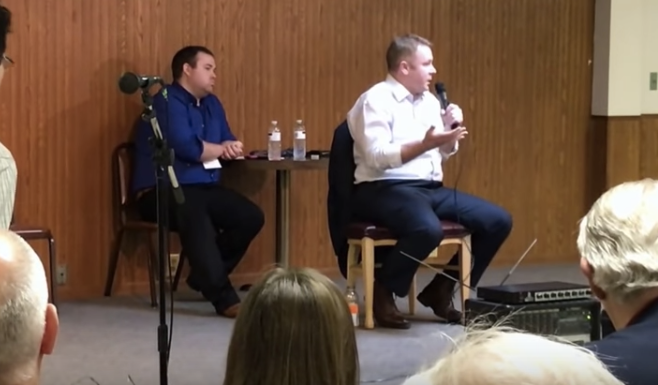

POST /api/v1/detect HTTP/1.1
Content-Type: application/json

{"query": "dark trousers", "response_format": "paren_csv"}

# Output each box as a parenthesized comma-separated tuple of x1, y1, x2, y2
(352, 180, 512, 297)
(136, 183, 264, 311)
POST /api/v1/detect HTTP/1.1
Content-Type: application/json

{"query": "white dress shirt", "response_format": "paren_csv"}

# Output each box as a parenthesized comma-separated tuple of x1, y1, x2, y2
(346, 75, 458, 184)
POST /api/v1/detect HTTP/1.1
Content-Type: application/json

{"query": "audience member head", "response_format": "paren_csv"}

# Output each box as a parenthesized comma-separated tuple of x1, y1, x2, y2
(170, 45, 216, 99)
(385, 33, 436, 96)
(409, 326, 622, 385)
(223, 267, 359, 385)
(0, 230, 58, 385)
(577, 178, 658, 329)
(0, 4, 12, 87)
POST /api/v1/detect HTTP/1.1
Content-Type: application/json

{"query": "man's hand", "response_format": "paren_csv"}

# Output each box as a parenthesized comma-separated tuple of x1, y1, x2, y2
(442, 104, 464, 129)
(220, 140, 244, 160)
(422, 125, 468, 149)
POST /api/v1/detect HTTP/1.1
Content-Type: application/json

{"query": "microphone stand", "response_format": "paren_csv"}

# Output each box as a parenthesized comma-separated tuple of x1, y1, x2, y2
(137, 84, 185, 385)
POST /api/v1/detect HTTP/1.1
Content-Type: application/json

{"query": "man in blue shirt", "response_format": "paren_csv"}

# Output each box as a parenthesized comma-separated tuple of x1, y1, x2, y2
(132, 46, 264, 318)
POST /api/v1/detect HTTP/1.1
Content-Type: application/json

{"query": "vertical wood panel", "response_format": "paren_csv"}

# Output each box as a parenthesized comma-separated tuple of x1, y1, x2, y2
(0, 0, 596, 300)
(603, 115, 658, 189)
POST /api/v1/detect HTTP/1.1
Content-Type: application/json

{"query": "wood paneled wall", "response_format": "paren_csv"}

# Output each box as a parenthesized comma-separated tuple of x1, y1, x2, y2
(0, 0, 598, 300)
(596, 115, 658, 188)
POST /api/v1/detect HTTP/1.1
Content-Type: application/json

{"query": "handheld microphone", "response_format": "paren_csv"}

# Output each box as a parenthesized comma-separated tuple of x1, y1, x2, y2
(434, 82, 460, 129)
(118, 72, 163, 95)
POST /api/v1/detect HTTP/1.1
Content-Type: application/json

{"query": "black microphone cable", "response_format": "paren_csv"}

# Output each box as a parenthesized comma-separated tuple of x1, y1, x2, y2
(434, 82, 475, 284)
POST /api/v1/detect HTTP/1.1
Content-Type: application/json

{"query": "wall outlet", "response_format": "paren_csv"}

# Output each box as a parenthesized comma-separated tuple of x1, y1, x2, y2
(650, 72, 658, 91)
(56, 265, 67, 285)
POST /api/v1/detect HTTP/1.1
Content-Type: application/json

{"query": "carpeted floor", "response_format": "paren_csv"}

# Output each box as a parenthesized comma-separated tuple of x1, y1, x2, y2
(41, 263, 587, 385)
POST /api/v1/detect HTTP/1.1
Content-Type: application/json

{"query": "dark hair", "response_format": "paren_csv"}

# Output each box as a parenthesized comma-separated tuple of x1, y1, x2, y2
(0, 5, 12, 55)
(170, 45, 214, 81)
(385, 33, 432, 71)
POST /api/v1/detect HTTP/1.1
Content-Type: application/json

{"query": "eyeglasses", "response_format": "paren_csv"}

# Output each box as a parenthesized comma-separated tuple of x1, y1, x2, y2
(1, 54, 13, 69)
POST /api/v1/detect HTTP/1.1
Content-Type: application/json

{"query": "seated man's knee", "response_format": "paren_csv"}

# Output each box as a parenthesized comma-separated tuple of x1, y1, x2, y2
(243, 203, 265, 235)
(480, 204, 513, 236)
(493, 208, 513, 236)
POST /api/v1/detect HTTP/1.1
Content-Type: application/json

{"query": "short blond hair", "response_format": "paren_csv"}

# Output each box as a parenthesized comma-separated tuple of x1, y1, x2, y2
(419, 326, 622, 385)
(385, 34, 432, 71)
(577, 178, 658, 300)
(223, 267, 359, 385)
(0, 230, 50, 383)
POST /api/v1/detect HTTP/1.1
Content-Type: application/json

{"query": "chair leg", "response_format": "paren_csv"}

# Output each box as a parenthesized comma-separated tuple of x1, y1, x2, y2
(408, 274, 417, 315)
(459, 235, 473, 321)
(346, 244, 359, 289)
(48, 237, 57, 307)
(362, 238, 376, 329)
(104, 228, 125, 297)
(147, 233, 159, 308)
(171, 251, 186, 292)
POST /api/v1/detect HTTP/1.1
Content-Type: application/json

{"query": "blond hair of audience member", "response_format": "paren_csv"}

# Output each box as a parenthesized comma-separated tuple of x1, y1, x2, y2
(577, 178, 658, 329)
(402, 325, 623, 385)
(223, 267, 359, 385)
(0, 230, 58, 385)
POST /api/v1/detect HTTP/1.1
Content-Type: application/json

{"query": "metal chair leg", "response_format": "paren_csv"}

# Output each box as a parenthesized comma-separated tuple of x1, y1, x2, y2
(104, 228, 125, 297)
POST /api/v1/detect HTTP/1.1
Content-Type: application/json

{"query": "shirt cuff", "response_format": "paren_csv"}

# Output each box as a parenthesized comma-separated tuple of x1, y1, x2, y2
(385, 145, 403, 168)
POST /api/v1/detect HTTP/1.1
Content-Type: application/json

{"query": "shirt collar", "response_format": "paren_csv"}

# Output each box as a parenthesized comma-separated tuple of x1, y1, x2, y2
(385, 74, 425, 103)
(171, 81, 202, 105)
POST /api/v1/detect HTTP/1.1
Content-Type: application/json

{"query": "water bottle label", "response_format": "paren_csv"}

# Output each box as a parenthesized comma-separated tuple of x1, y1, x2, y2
(295, 131, 306, 140)
(270, 132, 281, 141)
(349, 303, 359, 327)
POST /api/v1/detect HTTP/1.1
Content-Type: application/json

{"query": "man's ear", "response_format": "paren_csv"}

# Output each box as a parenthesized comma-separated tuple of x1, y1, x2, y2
(40, 304, 59, 356)
(580, 258, 606, 300)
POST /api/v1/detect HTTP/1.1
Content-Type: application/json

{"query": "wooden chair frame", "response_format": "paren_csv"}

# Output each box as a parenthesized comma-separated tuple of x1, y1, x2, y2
(346, 234, 472, 329)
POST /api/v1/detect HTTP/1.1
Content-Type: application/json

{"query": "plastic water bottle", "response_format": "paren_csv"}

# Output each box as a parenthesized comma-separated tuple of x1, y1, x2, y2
(346, 286, 359, 327)
(268, 120, 282, 161)
(293, 119, 306, 161)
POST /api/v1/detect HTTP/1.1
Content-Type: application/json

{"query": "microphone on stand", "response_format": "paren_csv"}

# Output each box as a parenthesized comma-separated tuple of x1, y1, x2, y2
(118, 72, 163, 94)
(434, 82, 460, 129)
(117, 70, 179, 385)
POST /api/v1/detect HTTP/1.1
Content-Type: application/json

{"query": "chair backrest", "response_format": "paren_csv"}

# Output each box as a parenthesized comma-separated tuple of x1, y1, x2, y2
(327, 120, 356, 277)
(111, 142, 137, 231)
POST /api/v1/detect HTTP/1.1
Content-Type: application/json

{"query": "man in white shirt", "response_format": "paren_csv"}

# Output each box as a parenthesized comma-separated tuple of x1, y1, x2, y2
(347, 34, 512, 329)
(0, 5, 16, 230)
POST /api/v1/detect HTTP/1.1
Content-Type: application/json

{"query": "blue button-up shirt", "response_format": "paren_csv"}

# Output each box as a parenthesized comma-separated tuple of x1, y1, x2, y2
(131, 82, 236, 193)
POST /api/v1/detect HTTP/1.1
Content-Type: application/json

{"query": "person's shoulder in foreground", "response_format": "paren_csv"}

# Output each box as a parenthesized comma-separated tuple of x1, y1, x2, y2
(584, 298, 658, 385)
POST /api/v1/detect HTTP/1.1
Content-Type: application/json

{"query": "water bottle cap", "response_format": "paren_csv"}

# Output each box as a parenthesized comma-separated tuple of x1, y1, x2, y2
(296, 119, 302, 124)
(271, 120, 278, 125)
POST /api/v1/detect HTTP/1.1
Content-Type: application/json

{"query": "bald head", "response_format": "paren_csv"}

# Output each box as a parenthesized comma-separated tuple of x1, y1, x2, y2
(0, 230, 58, 385)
